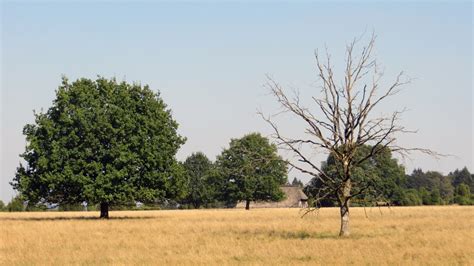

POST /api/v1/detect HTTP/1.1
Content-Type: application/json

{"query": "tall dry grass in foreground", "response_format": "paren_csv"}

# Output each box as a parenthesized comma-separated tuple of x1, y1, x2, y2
(1, 206, 472, 265)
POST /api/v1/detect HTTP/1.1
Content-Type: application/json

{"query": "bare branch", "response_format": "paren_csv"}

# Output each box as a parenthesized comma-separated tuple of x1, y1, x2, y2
(261, 34, 441, 224)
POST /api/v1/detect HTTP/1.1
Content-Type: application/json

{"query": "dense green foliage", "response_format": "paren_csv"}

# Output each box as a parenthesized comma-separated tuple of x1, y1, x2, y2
(304, 146, 473, 206)
(450, 167, 473, 192)
(181, 152, 223, 208)
(11, 77, 186, 214)
(454, 183, 472, 205)
(6, 196, 25, 212)
(216, 133, 288, 208)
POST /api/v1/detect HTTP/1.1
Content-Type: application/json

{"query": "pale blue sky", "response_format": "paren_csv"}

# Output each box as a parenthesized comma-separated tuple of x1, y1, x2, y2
(1, 1, 472, 202)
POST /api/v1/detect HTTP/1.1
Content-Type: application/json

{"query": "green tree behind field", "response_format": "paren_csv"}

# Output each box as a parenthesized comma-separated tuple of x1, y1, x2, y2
(6, 196, 25, 212)
(11, 77, 186, 218)
(304, 147, 472, 206)
(182, 152, 224, 208)
(216, 133, 288, 210)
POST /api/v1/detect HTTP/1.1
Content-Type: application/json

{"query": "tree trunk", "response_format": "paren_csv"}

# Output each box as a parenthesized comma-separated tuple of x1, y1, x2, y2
(338, 179, 351, 237)
(245, 199, 250, 210)
(100, 202, 109, 219)
(339, 199, 350, 237)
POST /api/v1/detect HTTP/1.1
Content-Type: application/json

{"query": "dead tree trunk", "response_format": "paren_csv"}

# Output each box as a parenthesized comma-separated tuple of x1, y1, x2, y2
(338, 179, 351, 236)
(245, 199, 250, 210)
(260, 34, 439, 237)
(100, 202, 109, 219)
(339, 199, 350, 236)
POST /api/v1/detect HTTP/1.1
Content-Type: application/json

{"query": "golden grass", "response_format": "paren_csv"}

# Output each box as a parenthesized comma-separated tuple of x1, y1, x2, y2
(1, 206, 473, 265)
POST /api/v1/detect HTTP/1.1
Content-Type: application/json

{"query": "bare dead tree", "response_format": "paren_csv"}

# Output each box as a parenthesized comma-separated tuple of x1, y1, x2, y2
(260, 34, 439, 237)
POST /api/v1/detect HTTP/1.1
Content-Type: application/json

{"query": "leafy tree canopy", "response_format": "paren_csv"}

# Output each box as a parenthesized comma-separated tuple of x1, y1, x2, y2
(216, 133, 288, 209)
(182, 152, 221, 208)
(407, 169, 454, 203)
(450, 167, 473, 191)
(11, 77, 186, 217)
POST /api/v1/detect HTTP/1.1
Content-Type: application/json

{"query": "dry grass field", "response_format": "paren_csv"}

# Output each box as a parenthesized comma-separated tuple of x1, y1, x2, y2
(1, 206, 473, 265)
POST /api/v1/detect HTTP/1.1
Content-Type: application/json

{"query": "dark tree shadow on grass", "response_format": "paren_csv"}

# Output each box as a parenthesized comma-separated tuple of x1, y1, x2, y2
(0, 215, 157, 221)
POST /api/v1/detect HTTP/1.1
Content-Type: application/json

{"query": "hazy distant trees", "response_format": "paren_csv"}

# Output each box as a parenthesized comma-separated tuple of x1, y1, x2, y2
(450, 167, 473, 192)
(454, 184, 472, 205)
(291, 177, 304, 187)
(305, 165, 473, 207)
(11, 77, 186, 218)
(216, 133, 288, 210)
(407, 170, 454, 204)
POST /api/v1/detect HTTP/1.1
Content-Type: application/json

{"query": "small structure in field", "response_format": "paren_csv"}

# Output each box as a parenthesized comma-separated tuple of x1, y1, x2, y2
(236, 185, 308, 208)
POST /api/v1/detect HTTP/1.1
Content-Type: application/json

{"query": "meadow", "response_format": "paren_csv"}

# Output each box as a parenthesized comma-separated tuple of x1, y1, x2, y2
(1, 206, 472, 265)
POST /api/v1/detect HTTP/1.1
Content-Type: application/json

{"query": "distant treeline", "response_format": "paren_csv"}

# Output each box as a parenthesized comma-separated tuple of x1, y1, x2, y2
(2, 166, 472, 212)
(304, 167, 474, 207)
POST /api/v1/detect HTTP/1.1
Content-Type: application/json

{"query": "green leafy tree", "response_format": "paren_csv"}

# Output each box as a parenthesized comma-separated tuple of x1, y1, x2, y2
(0, 200, 5, 211)
(182, 152, 220, 208)
(454, 183, 472, 205)
(401, 189, 422, 206)
(216, 133, 288, 210)
(11, 77, 186, 218)
(407, 169, 436, 190)
(407, 170, 454, 204)
(437, 175, 454, 204)
(450, 167, 473, 192)
(430, 189, 441, 205)
(304, 177, 336, 207)
(419, 187, 432, 205)
(7, 196, 25, 212)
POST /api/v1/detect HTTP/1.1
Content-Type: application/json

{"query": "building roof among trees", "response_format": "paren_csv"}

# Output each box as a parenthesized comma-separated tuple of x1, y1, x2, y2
(236, 186, 308, 208)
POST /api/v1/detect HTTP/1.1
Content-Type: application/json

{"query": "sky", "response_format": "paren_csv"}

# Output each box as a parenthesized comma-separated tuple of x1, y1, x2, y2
(1, 1, 472, 202)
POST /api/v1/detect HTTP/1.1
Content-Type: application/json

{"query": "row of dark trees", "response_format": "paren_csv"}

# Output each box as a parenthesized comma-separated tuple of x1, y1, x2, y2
(303, 145, 473, 207)
(180, 133, 287, 209)
(7, 144, 471, 213)
(183, 147, 473, 208)
(179, 144, 474, 209)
